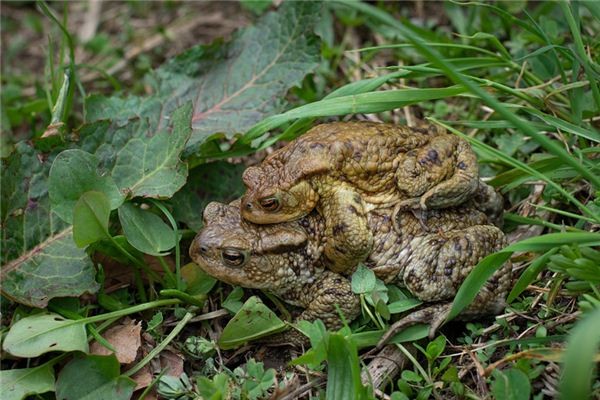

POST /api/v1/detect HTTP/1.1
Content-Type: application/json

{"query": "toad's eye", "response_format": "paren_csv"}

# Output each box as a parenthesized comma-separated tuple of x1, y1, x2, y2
(259, 197, 280, 212)
(221, 248, 247, 267)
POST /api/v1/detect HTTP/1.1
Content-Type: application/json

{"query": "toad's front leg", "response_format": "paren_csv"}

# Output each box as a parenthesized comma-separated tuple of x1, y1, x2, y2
(262, 271, 360, 346)
(318, 183, 374, 274)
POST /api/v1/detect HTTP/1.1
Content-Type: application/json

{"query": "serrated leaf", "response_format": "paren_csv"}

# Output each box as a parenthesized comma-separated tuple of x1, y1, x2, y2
(1, 143, 98, 307)
(170, 161, 246, 230)
(2, 313, 88, 357)
(49, 149, 124, 223)
(73, 191, 111, 247)
(83, 2, 321, 157)
(0, 364, 55, 400)
(56, 354, 136, 400)
(111, 103, 192, 198)
(118, 202, 175, 255)
(218, 296, 287, 349)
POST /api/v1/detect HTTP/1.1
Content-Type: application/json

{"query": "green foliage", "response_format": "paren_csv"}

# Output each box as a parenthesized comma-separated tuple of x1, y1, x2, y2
(48, 149, 124, 223)
(0, 364, 55, 400)
(3, 313, 88, 358)
(326, 333, 368, 400)
(491, 368, 532, 400)
(218, 296, 287, 349)
(118, 203, 175, 256)
(72, 191, 111, 247)
(55, 354, 136, 400)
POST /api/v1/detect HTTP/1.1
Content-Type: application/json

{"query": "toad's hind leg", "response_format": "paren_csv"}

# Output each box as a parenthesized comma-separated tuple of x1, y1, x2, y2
(396, 136, 480, 211)
(320, 186, 374, 274)
(403, 225, 510, 306)
(375, 225, 511, 349)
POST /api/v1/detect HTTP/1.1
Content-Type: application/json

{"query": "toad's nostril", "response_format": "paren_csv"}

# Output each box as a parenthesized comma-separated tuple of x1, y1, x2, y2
(245, 202, 252, 209)
(199, 245, 208, 254)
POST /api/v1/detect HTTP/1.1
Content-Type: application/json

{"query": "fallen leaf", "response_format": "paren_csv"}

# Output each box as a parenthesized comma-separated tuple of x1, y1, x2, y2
(90, 319, 142, 364)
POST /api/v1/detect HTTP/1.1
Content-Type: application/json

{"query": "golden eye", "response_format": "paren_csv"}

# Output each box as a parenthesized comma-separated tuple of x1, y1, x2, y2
(221, 248, 246, 267)
(259, 197, 280, 212)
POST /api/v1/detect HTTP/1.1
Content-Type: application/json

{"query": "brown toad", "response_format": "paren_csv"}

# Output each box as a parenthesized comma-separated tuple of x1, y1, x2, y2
(241, 121, 481, 273)
(190, 198, 511, 345)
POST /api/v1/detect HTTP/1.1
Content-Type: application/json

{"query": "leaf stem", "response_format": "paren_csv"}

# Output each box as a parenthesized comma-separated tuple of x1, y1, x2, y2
(150, 200, 182, 290)
(124, 311, 194, 377)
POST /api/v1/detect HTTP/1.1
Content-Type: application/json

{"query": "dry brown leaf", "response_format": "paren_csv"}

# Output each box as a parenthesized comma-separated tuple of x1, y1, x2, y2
(90, 318, 142, 364)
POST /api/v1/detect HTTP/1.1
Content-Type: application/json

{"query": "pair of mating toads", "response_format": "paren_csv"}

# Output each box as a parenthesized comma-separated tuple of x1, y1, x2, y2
(190, 121, 511, 346)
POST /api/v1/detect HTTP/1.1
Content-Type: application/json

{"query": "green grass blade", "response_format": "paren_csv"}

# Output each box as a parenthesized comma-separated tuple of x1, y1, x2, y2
(326, 334, 365, 400)
(241, 86, 468, 144)
(559, 307, 600, 400)
(559, 0, 600, 111)
(507, 248, 559, 303)
(448, 232, 600, 321)
(341, 0, 600, 190)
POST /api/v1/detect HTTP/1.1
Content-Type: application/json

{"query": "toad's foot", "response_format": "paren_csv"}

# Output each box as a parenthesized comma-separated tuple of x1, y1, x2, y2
(392, 200, 430, 233)
(374, 303, 452, 353)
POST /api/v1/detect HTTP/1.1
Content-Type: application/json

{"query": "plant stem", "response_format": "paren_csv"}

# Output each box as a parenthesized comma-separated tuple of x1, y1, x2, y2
(124, 312, 194, 377)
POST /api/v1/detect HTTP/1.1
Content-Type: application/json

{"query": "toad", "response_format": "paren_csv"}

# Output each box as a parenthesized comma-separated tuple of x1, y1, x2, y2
(241, 122, 481, 273)
(190, 199, 511, 346)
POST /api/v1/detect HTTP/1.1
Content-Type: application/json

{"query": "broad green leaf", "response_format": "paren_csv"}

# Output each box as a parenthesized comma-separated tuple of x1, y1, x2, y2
(0, 364, 55, 400)
(83, 2, 321, 157)
(1, 228, 98, 308)
(559, 308, 600, 400)
(49, 149, 124, 223)
(169, 161, 245, 231)
(111, 103, 192, 198)
(490, 368, 531, 400)
(181, 262, 217, 295)
(72, 191, 111, 247)
(56, 354, 136, 400)
(1, 143, 98, 307)
(118, 202, 175, 255)
(326, 334, 366, 400)
(218, 296, 287, 349)
(388, 298, 422, 314)
(3, 313, 88, 357)
(351, 265, 376, 294)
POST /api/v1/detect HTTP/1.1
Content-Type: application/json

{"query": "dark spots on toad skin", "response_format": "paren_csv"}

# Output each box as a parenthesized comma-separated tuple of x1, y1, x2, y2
(420, 149, 440, 165)
(347, 205, 359, 215)
(444, 267, 453, 276)
(457, 161, 467, 170)
(353, 194, 362, 204)
(310, 142, 325, 150)
(453, 241, 462, 252)
(353, 151, 362, 161)
(334, 278, 343, 284)
(332, 223, 348, 235)
(413, 127, 429, 135)
(324, 288, 345, 296)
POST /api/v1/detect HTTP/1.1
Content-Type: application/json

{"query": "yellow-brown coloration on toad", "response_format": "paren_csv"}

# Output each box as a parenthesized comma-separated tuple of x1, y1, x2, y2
(241, 121, 480, 273)
(190, 199, 511, 346)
